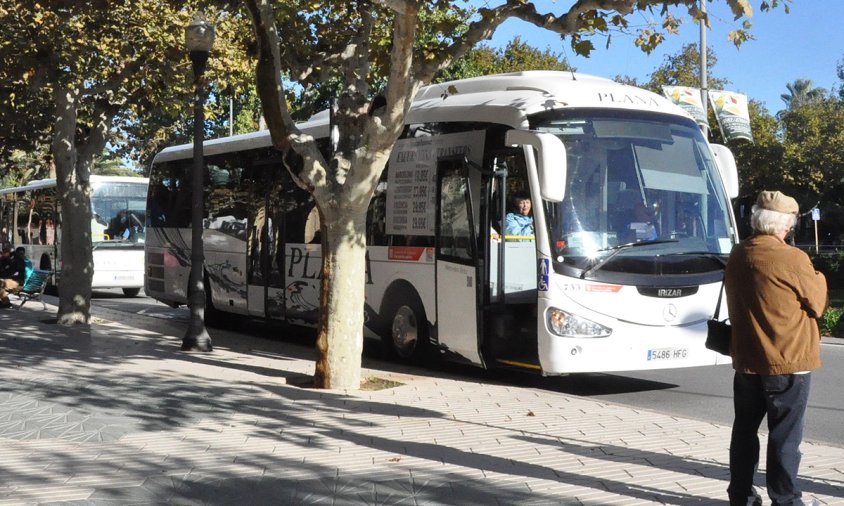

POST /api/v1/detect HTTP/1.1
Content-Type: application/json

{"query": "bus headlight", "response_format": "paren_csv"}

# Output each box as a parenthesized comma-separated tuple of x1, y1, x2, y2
(546, 307, 612, 338)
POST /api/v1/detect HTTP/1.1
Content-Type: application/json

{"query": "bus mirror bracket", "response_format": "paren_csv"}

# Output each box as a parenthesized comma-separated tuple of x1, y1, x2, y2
(505, 130, 566, 202)
(710, 144, 739, 199)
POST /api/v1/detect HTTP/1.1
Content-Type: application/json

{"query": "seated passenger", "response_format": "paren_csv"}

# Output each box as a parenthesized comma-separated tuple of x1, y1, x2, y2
(0, 245, 13, 278)
(505, 193, 534, 241)
(0, 247, 33, 308)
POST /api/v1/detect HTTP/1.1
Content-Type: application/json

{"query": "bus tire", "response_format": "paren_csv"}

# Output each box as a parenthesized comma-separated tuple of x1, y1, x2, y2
(382, 287, 430, 363)
(122, 288, 141, 297)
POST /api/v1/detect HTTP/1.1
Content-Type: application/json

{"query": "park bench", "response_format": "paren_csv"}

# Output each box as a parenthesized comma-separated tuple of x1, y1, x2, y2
(14, 269, 51, 310)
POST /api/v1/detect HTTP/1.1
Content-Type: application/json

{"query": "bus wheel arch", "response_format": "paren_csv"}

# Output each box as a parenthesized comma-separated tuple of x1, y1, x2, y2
(380, 281, 431, 362)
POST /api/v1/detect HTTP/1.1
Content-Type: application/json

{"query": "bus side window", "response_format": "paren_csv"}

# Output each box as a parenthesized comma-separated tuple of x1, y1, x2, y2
(367, 176, 388, 246)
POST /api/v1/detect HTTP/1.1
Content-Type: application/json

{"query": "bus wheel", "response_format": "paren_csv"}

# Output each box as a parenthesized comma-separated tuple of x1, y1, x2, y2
(384, 291, 429, 362)
(122, 288, 141, 297)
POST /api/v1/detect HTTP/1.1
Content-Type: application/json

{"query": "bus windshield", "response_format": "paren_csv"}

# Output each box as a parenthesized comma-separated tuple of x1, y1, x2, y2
(533, 109, 734, 282)
(91, 180, 147, 245)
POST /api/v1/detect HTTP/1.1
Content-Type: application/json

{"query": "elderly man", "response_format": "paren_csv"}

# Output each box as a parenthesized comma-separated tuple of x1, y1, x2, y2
(724, 190, 828, 506)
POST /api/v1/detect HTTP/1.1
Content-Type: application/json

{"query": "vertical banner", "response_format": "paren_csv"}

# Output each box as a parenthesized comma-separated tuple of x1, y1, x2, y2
(708, 90, 754, 143)
(662, 86, 709, 129)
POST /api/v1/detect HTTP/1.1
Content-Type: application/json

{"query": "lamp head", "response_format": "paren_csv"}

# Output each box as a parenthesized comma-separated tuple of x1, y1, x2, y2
(185, 13, 215, 54)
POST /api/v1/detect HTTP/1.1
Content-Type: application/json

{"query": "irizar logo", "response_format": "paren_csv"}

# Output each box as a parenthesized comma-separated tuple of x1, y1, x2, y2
(657, 288, 683, 297)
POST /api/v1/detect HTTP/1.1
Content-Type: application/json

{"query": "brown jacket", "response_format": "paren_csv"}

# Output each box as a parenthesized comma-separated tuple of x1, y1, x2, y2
(724, 234, 827, 375)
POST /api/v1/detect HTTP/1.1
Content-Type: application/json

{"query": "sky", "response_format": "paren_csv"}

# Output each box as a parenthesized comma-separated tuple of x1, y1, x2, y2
(471, 1, 843, 115)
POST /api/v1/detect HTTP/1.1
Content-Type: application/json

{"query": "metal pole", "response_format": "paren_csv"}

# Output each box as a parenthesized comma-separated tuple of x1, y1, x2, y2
(182, 49, 212, 351)
(699, 0, 709, 138)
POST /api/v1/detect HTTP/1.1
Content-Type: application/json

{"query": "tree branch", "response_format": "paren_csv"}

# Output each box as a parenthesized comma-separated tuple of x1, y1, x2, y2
(244, 0, 327, 194)
(372, 1, 418, 149)
(414, 0, 742, 83)
(81, 60, 144, 97)
(371, 0, 412, 15)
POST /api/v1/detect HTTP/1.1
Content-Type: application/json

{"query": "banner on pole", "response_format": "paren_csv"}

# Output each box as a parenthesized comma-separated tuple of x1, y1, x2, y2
(662, 86, 709, 129)
(708, 90, 754, 143)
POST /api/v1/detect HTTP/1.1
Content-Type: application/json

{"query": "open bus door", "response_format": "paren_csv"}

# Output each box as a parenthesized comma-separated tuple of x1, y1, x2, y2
(246, 166, 287, 319)
(435, 157, 483, 366)
(482, 152, 540, 371)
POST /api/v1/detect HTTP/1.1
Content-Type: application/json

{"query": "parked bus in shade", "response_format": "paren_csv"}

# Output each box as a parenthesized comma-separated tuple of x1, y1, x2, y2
(145, 71, 739, 375)
(0, 175, 148, 297)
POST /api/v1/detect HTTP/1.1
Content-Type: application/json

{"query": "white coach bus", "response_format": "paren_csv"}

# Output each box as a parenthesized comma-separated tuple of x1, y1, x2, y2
(145, 71, 739, 374)
(0, 175, 148, 296)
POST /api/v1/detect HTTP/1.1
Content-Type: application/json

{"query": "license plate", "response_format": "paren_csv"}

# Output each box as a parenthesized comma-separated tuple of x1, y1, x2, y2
(113, 275, 135, 281)
(647, 348, 688, 361)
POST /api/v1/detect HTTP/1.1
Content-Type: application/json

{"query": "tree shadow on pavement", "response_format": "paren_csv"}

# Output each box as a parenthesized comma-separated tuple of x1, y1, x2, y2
(3, 308, 841, 505)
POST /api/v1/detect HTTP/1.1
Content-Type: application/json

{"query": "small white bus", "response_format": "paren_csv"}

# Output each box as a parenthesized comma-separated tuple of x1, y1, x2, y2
(145, 71, 738, 374)
(0, 175, 148, 296)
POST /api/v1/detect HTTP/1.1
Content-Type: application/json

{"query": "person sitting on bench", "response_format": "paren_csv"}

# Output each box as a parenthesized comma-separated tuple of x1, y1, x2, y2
(0, 247, 33, 308)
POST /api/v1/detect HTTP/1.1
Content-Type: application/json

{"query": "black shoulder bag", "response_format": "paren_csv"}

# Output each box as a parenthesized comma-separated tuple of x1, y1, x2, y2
(705, 282, 731, 356)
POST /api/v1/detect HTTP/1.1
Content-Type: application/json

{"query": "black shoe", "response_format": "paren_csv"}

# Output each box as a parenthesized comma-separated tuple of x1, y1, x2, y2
(0, 301, 12, 309)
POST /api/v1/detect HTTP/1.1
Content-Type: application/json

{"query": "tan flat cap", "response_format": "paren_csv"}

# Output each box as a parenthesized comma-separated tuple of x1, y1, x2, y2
(756, 190, 799, 214)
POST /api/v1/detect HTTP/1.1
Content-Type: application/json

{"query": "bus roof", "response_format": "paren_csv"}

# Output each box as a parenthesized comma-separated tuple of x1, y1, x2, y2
(0, 175, 148, 195)
(408, 71, 687, 126)
(153, 71, 690, 163)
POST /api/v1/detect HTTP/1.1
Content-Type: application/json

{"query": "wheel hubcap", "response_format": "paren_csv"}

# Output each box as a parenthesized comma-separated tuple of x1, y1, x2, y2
(391, 306, 418, 358)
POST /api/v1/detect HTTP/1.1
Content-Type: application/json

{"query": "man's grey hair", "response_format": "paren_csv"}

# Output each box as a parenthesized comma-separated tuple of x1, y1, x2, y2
(750, 205, 797, 235)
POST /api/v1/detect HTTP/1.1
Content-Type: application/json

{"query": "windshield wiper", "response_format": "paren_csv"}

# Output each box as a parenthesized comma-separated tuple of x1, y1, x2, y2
(580, 239, 679, 279)
(660, 251, 728, 267)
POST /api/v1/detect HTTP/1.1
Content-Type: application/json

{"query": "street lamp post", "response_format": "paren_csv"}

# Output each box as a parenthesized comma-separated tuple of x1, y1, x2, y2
(182, 13, 215, 352)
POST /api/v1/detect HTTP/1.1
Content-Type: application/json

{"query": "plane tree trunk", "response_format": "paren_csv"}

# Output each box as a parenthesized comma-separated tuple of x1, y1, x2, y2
(313, 208, 368, 389)
(51, 87, 112, 325)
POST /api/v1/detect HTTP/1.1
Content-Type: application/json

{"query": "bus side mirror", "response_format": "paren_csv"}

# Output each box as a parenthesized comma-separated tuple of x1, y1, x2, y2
(710, 144, 739, 199)
(505, 130, 566, 202)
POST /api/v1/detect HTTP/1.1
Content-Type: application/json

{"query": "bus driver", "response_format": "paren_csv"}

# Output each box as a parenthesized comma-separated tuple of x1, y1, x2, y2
(505, 193, 534, 240)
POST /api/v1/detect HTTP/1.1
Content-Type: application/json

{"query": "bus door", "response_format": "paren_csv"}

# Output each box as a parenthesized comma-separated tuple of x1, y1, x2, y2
(246, 167, 287, 319)
(482, 152, 539, 370)
(435, 158, 483, 366)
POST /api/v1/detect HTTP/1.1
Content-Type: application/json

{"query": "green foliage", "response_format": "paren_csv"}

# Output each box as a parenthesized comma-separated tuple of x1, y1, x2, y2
(641, 43, 729, 94)
(437, 37, 572, 82)
(0, 1, 255, 174)
(811, 252, 844, 290)
(92, 152, 143, 177)
(0, 148, 53, 187)
(780, 79, 827, 109)
(778, 98, 844, 201)
(819, 306, 842, 336)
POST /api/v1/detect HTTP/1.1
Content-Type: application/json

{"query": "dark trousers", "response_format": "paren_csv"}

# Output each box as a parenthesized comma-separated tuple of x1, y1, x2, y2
(728, 372, 811, 506)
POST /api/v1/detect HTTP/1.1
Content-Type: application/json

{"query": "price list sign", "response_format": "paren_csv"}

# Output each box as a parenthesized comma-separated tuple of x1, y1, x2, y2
(387, 138, 436, 235)
(386, 132, 485, 236)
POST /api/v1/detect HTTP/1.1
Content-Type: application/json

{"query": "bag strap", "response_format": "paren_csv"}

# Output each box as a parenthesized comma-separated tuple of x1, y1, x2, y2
(714, 280, 725, 320)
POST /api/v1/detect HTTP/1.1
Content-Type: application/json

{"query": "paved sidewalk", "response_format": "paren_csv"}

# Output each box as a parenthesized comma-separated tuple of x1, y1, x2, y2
(0, 304, 842, 505)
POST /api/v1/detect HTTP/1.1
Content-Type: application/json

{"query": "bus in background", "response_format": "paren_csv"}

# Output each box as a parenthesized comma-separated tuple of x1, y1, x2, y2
(145, 71, 739, 375)
(0, 175, 148, 297)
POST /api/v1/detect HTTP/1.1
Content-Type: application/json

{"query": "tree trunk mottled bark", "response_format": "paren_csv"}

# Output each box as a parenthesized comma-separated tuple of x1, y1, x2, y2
(313, 209, 368, 389)
(52, 87, 94, 326)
